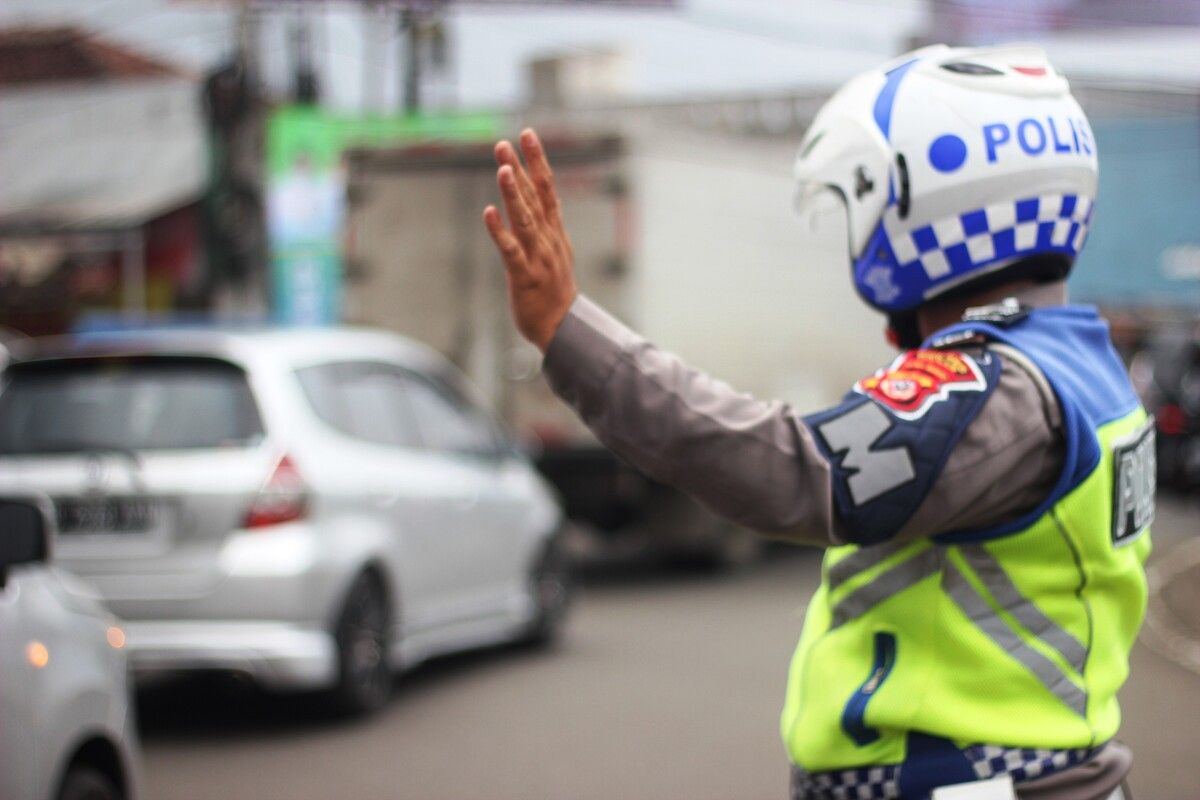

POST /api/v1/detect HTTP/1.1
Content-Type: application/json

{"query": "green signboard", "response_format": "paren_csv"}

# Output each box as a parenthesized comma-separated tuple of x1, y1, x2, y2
(266, 106, 500, 324)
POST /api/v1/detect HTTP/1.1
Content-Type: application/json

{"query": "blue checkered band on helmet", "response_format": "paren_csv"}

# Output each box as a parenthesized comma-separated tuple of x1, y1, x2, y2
(852, 193, 1094, 312)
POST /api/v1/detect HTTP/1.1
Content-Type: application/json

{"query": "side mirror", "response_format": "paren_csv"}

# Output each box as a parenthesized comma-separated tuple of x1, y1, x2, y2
(0, 499, 50, 588)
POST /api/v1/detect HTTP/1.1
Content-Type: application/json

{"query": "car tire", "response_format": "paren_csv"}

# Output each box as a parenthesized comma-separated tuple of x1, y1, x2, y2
(522, 534, 575, 646)
(328, 572, 392, 716)
(58, 765, 122, 800)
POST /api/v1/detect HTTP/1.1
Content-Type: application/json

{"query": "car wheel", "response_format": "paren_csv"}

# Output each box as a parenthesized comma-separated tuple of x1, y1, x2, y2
(58, 766, 121, 800)
(329, 572, 392, 716)
(522, 534, 575, 646)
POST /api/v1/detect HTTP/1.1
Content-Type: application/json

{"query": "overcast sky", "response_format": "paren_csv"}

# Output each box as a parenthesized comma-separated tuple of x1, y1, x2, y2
(3, 0, 1198, 111)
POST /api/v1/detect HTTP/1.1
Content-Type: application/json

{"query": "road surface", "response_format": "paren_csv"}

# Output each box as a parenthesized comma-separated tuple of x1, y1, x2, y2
(140, 500, 1200, 799)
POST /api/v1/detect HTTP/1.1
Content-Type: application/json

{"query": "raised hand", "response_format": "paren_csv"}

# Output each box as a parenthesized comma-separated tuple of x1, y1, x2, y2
(483, 128, 578, 352)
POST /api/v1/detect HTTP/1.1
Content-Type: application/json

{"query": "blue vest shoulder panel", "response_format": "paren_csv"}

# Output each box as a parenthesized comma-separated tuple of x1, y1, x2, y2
(927, 305, 1140, 543)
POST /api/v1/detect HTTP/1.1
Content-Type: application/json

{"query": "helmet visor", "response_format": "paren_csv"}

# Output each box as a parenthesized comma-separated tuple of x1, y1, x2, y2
(794, 183, 851, 263)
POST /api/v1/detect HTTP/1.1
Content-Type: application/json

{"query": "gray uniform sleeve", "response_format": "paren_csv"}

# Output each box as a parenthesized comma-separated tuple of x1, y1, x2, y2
(894, 344, 1064, 540)
(541, 295, 1063, 547)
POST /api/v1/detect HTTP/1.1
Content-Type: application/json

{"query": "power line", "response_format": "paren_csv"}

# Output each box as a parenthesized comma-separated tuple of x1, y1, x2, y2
(674, 9, 908, 56)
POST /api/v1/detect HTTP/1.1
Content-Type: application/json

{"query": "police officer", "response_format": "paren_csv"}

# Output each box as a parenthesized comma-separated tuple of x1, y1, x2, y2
(483, 44, 1151, 799)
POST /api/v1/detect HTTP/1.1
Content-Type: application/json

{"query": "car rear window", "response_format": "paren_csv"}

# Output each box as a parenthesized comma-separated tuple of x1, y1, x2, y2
(0, 356, 264, 454)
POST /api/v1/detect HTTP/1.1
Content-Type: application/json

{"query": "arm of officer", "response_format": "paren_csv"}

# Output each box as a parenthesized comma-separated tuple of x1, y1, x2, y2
(482, 129, 1062, 547)
(894, 343, 1063, 540)
(543, 294, 839, 542)
(542, 297, 1063, 546)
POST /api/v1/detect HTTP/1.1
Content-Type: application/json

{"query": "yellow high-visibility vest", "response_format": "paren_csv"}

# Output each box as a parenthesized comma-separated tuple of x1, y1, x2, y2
(782, 306, 1153, 773)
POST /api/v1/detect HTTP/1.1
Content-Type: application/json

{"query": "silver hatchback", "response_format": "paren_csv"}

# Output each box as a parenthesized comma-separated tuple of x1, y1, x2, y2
(0, 328, 571, 714)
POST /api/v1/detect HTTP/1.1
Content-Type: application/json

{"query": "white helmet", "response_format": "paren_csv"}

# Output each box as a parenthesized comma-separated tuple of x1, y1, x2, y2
(794, 44, 1098, 326)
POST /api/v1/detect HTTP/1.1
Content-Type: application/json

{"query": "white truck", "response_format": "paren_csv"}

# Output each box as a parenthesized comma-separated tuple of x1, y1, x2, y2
(341, 124, 890, 565)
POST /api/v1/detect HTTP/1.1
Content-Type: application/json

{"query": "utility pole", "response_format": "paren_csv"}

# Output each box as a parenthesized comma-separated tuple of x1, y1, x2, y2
(201, 0, 267, 312)
(235, 1, 260, 89)
(400, 8, 421, 113)
(399, 1, 451, 113)
(290, 6, 320, 105)
(362, 1, 390, 111)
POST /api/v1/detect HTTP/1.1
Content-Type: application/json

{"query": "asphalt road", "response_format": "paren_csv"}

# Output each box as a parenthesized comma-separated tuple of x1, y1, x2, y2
(139, 500, 1200, 800)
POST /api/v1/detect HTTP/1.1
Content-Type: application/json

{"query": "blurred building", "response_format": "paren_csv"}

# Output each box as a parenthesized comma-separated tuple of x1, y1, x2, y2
(0, 26, 207, 335)
(342, 54, 887, 417)
(1065, 87, 1200, 314)
(344, 50, 1200, 411)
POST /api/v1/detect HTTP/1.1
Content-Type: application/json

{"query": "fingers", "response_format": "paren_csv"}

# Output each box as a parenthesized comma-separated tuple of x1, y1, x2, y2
(496, 164, 539, 248)
(519, 129, 564, 228)
(488, 132, 573, 288)
(512, 130, 572, 266)
(494, 141, 543, 225)
(483, 205, 533, 282)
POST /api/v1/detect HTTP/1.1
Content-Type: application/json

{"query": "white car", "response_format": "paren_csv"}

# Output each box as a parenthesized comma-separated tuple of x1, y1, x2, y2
(0, 497, 140, 800)
(0, 328, 572, 715)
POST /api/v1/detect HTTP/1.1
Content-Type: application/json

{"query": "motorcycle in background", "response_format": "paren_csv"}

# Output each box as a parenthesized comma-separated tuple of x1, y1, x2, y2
(1130, 329, 1200, 493)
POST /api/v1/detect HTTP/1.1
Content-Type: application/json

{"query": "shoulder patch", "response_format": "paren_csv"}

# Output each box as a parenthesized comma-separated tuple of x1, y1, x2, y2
(804, 349, 1001, 545)
(854, 349, 987, 420)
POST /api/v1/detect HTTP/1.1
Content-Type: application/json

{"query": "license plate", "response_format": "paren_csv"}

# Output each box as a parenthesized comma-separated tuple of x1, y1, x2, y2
(56, 497, 161, 534)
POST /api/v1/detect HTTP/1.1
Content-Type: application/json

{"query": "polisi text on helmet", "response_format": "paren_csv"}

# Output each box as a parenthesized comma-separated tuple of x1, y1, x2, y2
(981, 117, 1094, 163)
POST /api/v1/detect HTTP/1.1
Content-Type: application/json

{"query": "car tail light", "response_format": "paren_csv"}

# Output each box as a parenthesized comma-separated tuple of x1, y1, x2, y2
(244, 455, 309, 529)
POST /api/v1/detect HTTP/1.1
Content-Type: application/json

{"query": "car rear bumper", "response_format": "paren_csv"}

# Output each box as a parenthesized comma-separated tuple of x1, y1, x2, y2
(124, 620, 337, 691)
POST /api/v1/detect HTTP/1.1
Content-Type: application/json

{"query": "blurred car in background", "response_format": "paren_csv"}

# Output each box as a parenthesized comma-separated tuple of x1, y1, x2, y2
(0, 497, 141, 800)
(1130, 328, 1200, 492)
(0, 325, 29, 374)
(0, 328, 571, 715)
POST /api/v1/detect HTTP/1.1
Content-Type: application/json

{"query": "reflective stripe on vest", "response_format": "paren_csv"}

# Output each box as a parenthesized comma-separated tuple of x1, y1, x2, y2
(829, 546, 942, 629)
(959, 544, 1088, 674)
(944, 558, 1088, 716)
(824, 540, 1090, 716)
(826, 539, 912, 592)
